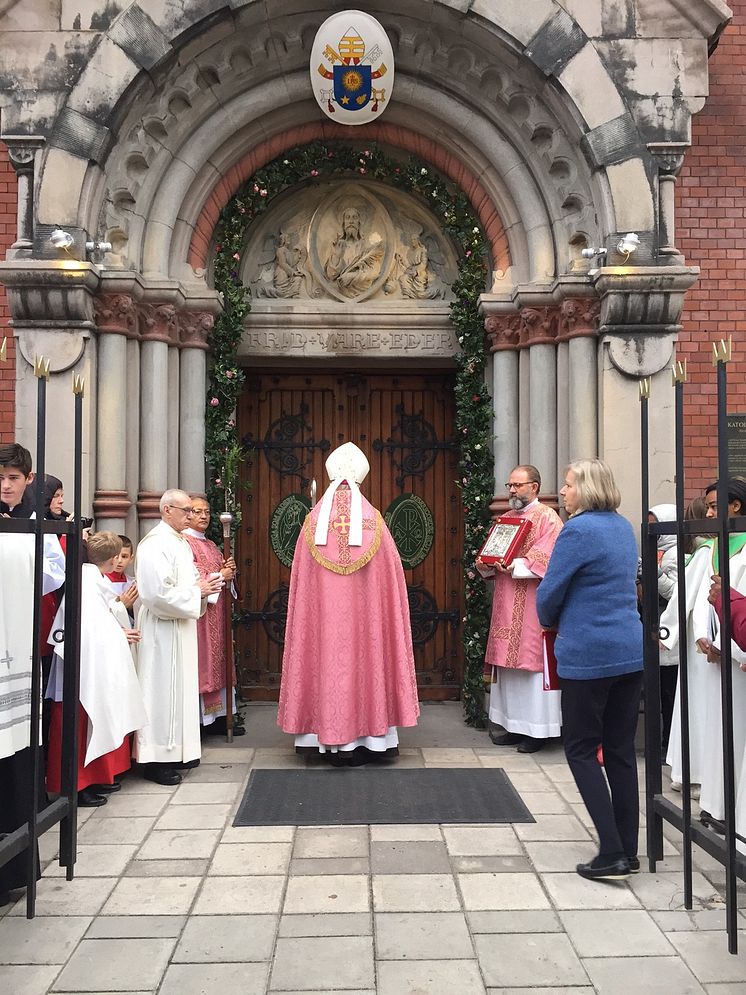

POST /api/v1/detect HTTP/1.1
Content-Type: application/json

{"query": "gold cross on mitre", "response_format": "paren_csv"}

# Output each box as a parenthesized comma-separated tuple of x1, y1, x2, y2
(332, 514, 351, 535)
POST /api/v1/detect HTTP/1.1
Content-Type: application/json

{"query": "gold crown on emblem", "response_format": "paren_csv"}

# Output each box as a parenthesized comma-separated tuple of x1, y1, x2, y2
(339, 28, 365, 59)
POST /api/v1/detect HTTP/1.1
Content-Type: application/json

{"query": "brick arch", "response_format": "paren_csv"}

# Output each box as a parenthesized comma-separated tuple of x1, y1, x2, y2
(187, 121, 511, 274)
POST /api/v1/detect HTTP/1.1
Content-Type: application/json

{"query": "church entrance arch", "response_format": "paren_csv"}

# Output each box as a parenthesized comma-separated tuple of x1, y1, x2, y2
(235, 369, 463, 701)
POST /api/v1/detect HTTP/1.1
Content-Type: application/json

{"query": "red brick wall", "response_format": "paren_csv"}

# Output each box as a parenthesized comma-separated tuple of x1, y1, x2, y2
(677, 2, 746, 497)
(0, 143, 15, 442)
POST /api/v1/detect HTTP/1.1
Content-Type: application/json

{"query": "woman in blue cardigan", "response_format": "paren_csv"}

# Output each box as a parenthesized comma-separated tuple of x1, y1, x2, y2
(536, 458, 643, 882)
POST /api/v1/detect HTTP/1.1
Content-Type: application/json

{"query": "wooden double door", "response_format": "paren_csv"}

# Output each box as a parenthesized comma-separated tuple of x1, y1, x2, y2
(235, 370, 463, 700)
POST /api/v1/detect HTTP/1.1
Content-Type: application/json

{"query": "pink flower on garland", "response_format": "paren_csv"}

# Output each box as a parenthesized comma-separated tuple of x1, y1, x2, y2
(310, 169, 319, 177)
(210, 397, 219, 407)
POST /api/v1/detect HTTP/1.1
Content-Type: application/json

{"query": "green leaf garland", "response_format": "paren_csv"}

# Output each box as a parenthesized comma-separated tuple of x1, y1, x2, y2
(208, 140, 492, 727)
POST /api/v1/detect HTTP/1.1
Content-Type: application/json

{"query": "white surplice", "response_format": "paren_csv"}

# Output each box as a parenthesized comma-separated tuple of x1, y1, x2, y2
(134, 521, 204, 764)
(47, 564, 147, 765)
(0, 533, 65, 760)
(691, 543, 746, 821)
(661, 543, 712, 784)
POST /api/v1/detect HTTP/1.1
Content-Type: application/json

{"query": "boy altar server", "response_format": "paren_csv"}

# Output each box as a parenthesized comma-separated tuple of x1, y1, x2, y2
(46, 532, 147, 806)
(0, 443, 65, 903)
(278, 442, 419, 765)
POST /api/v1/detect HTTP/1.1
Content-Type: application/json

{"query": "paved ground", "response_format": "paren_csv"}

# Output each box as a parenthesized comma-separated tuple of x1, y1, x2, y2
(1, 702, 745, 995)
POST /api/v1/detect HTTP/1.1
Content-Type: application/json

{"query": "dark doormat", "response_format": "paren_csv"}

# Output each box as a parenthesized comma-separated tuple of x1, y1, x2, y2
(233, 768, 535, 826)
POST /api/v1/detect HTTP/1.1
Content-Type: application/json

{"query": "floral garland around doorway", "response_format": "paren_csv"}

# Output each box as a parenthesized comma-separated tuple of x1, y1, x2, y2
(207, 141, 492, 727)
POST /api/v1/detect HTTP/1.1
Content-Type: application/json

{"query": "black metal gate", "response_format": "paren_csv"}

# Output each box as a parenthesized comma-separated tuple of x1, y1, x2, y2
(640, 340, 745, 954)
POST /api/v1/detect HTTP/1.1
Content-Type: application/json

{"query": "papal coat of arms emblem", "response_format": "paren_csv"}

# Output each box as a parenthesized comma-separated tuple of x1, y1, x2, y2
(310, 10, 395, 125)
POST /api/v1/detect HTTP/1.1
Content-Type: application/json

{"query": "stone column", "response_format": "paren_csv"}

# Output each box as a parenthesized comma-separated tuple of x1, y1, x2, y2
(485, 313, 520, 512)
(138, 304, 176, 532)
(559, 298, 600, 466)
(92, 294, 137, 532)
(125, 336, 140, 540)
(522, 307, 558, 494)
(648, 143, 688, 261)
(556, 338, 569, 497)
(5, 136, 44, 257)
(167, 341, 180, 487)
(179, 311, 212, 494)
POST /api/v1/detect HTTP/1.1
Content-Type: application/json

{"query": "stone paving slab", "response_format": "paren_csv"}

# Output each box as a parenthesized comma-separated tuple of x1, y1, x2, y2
(374, 911, 474, 960)
(269, 936, 374, 991)
(101, 877, 201, 916)
(155, 803, 232, 830)
(0, 916, 91, 964)
(52, 937, 175, 992)
(44, 846, 137, 878)
(558, 909, 675, 957)
(370, 841, 451, 874)
(193, 876, 285, 915)
(0, 965, 61, 995)
(172, 914, 276, 962)
(124, 858, 210, 877)
(583, 955, 706, 994)
(208, 841, 292, 875)
(85, 916, 185, 938)
(290, 857, 370, 875)
(474, 932, 589, 987)
(283, 874, 370, 914)
(278, 913, 372, 937)
(158, 961, 269, 995)
(137, 829, 221, 860)
(376, 958, 486, 995)
(372, 873, 460, 912)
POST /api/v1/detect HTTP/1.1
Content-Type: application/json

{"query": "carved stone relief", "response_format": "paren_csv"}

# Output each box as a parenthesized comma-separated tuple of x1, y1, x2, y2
(244, 180, 456, 304)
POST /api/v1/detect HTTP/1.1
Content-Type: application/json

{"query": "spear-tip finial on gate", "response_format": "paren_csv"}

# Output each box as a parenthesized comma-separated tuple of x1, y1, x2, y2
(72, 374, 85, 396)
(33, 355, 51, 380)
(712, 336, 732, 365)
(671, 359, 688, 385)
(0, 337, 6, 364)
(638, 377, 650, 401)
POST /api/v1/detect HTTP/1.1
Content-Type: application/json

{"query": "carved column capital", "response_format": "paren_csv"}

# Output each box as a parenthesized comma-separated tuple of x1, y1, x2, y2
(647, 141, 689, 176)
(557, 298, 601, 341)
(94, 294, 138, 337)
(179, 310, 213, 350)
(4, 135, 44, 175)
(138, 303, 178, 344)
(485, 313, 520, 352)
(520, 306, 559, 347)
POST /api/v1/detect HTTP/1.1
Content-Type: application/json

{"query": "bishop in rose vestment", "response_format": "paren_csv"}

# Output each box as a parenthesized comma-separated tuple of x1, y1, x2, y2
(278, 443, 419, 763)
(480, 483, 563, 751)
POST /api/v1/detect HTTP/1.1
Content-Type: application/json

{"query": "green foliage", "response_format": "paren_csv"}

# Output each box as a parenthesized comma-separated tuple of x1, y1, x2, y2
(208, 140, 492, 727)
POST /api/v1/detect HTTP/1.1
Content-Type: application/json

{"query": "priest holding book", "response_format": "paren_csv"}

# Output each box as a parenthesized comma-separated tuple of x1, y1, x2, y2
(477, 464, 563, 753)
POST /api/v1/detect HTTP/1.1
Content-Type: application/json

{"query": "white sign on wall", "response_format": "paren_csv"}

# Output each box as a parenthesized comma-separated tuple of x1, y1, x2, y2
(310, 10, 395, 125)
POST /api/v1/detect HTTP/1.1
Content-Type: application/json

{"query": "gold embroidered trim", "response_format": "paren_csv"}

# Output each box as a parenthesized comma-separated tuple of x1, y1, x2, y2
(305, 511, 382, 574)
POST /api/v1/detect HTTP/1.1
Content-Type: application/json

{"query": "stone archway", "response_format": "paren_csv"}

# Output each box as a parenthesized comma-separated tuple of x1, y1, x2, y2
(0, 0, 729, 524)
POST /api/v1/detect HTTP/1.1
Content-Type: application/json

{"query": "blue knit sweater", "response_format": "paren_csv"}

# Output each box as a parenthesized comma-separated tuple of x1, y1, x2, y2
(536, 510, 643, 680)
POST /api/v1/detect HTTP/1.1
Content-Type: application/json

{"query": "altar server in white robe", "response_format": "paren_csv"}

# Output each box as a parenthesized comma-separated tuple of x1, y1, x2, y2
(134, 490, 223, 785)
(660, 497, 712, 791)
(693, 479, 746, 833)
(0, 442, 65, 902)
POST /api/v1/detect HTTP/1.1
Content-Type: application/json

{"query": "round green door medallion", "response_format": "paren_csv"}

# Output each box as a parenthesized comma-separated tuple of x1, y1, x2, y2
(270, 493, 311, 567)
(384, 493, 434, 570)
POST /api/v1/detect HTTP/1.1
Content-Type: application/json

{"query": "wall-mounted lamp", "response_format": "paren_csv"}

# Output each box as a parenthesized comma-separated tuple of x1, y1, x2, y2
(581, 232, 640, 264)
(49, 228, 74, 251)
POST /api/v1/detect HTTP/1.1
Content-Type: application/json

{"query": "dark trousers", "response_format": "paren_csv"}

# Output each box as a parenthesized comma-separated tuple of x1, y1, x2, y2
(560, 670, 644, 858)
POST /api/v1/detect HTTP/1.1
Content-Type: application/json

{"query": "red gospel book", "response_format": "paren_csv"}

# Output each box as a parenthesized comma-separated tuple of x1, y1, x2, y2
(542, 630, 559, 691)
(477, 515, 531, 567)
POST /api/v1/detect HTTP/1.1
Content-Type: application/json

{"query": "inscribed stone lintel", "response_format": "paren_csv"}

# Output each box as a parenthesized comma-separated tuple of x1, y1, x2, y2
(238, 325, 460, 360)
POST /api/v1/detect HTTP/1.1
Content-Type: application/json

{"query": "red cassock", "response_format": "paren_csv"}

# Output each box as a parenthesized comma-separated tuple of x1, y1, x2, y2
(184, 532, 234, 715)
(278, 487, 420, 745)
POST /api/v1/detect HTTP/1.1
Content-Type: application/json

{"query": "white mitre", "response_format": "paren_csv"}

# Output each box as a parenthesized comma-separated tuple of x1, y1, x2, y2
(314, 442, 370, 548)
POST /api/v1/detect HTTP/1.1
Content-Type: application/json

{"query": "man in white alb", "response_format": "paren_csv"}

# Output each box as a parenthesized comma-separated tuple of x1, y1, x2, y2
(134, 490, 222, 785)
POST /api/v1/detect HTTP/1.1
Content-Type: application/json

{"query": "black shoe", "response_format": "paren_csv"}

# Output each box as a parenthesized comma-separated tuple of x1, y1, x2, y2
(490, 731, 522, 746)
(202, 716, 247, 737)
(517, 736, 543, 754)
(89, 782, 122, 794)
(576, 855, 631, 881)
(78, 788, 108, 807)
(142, 766, 182, 786)
(173, 759, 200, 770)
(627, 857, 640, 873)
